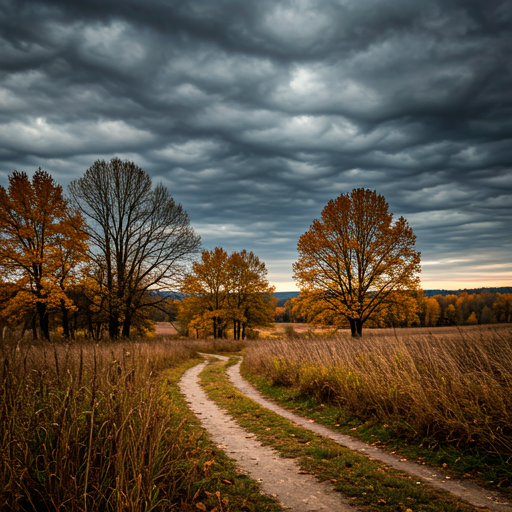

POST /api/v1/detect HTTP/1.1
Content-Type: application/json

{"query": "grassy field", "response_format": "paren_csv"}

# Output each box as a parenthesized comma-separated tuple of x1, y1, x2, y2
(2, 324, 511, 509)
(0, 337, 281, 512)
(242, 325, 512, 494)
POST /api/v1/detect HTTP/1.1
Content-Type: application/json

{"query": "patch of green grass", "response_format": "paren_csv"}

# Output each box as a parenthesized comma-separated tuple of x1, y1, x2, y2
(159, 359, 287, 512)
(240, 365, 512, 497)
(201, 358, 486, 512)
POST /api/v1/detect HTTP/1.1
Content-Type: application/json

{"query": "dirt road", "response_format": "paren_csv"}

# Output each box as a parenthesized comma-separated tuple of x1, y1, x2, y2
(181, 354, 512, 511)
(180, 357, 356, 511)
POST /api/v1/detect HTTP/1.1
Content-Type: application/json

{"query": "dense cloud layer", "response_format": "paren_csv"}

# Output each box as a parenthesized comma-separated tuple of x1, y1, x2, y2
(1, 0, 511, 290)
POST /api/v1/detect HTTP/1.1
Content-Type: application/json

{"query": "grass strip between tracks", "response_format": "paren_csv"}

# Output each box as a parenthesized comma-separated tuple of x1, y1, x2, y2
(200, 357, 490, 512)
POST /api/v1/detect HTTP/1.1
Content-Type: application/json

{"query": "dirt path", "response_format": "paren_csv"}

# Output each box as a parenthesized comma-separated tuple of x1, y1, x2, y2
(225, 358, 512, 511)
(180, 357, 357, 512)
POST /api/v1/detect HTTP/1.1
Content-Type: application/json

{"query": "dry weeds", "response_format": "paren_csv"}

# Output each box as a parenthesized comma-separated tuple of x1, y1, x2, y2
(244, 326, 512, 458)
(0, 338, 194, 511)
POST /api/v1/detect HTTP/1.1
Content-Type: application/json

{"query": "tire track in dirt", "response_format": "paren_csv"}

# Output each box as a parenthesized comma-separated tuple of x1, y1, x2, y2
(180, 357, 357, 512)
(225, 357, 512, 511)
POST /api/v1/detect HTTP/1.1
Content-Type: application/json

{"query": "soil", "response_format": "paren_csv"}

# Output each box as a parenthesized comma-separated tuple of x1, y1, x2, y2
(154, 321, 178, 335)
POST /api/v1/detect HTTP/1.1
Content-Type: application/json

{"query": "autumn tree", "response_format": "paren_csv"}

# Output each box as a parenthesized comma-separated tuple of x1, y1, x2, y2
(480, 305, 495, 324)
(424, 297, 441, 326)
(181, 247, 230, 339)
(176, 295, 209, 337)
(274, 307, 288, 322)
(466, 311, 478, 325)
(69, 158, 201, 339)
(0, 279, 23, 336)
(293, 188, 421, 337)
(181, 248, 275, 339)
(227, 250, 275, 340)
(0, 170, 88, 340)
(444, 303, 456, 325)
(369, 291, 420, 328)
(493, 293, 512, 323)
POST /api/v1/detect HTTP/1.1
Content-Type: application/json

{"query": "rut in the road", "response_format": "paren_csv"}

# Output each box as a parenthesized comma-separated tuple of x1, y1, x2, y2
(180, 358, 357, 512)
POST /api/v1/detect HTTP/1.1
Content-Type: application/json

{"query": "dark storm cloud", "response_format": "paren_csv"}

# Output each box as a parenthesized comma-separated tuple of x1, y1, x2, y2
(0, 0, 511, 289)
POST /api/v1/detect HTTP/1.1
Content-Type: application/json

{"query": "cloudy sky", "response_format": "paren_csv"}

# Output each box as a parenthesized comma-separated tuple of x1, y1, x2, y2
(1, 0, 511, 291)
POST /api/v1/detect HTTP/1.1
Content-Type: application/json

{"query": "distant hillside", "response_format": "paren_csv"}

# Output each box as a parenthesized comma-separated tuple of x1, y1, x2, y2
(274, 287, 512, 306)
(274, 291, 300, 307)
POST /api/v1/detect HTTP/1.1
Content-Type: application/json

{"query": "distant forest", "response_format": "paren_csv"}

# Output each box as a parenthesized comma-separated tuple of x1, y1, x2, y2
(422, 287, 512, 297)
(274, 287, 512, 307)
(275, 287, 512, 327)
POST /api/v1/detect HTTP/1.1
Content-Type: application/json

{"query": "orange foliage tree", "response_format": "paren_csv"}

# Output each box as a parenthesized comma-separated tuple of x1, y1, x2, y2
(368, 291, 420, 328)
(424, 297, 441, 327)
(182, 247, 230, 339)
(293, 188, 421, 337)
(0, 170, 88, 340)
(181, 247, 275, 339)
(227, 250, 275, 340)
(493, 293, 512, 323)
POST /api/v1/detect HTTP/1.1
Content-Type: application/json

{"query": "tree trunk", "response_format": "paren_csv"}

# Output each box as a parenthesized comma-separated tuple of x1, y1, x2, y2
(241, 322, 246, 340)
(109, 315, 119, 340)
(36, 302, 50, 341)
(233, 320, 237, 340)
(61, 299, 70, 340)
(122, 314, 131, 338)
(213, 317, 218, 339)
(31, 315, 38, 341)
(349, 318, 363, 337)
(356, 318, 363, 336)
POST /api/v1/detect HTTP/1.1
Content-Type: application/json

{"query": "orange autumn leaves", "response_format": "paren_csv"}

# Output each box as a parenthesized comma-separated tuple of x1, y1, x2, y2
(180, 248, 275, 340)
(0, 170, 88, 339)
(293, 188, 421, 337)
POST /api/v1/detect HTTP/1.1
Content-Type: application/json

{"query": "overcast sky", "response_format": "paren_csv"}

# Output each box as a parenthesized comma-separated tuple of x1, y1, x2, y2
(1, 0, 511, 291)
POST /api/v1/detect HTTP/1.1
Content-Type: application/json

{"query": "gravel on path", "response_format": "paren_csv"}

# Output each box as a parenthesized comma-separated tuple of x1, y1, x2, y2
(180, 357, 358, 512)
(226, 358, 512, 511)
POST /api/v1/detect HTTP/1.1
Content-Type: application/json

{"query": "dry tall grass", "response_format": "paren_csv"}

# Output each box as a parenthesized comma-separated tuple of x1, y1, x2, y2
(0, 338, 195, 512)
(243, 326, 512, 458)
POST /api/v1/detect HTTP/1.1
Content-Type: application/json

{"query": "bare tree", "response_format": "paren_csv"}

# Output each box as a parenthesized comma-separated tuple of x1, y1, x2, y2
(69, 158, 201, 338)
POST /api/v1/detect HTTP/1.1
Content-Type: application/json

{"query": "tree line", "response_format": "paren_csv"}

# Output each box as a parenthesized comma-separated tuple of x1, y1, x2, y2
(0, 176, 425, 339)
(0, 159, 201, 341)
(279, 290, 512, 328)
(4, 161, 502, 340)
(0, 159, 278, 342)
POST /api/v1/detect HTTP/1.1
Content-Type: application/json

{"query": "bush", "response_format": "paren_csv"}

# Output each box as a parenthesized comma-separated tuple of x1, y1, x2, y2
(245, 327, 260, 340)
